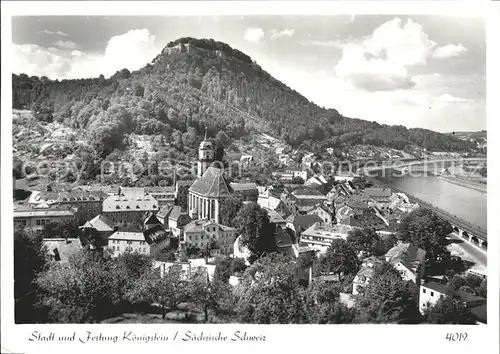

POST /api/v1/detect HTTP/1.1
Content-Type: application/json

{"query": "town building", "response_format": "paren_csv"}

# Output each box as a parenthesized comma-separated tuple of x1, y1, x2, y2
(107, 225, 172, 257)
(285, 214, 323, 243)
(27, 189, 106, 222)
(188, 166, 231, 223)
(300, 222, 357, 253)
(352, 256, 384, 295)
(334, 172, 359, 182)
(290, 187, 328, 214)
(182, 219, 236, 256)
(364, 187, 393, 210)
(144, 186, 176, 207)
(419, 281, 487, 324)
(264, 208, 287, 229)
(102, 187, 159, 228)
(257, 189, 290, 215)
(14, 203, 80, 231)
(230, 182, 259, 202)
(80, 214, 116, 247)
(274, 227, 293, 255)
(385, 242, 426, 286)
(306, 203, 335, 225)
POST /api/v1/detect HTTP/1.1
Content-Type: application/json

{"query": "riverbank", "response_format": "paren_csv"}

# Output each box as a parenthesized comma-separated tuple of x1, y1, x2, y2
(438, 175, 487, 193)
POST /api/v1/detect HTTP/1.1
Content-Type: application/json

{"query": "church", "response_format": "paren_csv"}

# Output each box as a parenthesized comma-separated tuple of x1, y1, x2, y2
(188, 131, 258, 224)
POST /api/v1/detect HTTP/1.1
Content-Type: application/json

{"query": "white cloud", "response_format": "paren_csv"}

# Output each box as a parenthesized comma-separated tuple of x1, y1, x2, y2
(433, 43, 468, 58)
(299, 39, 346, 48)
(434, 94, 468, 103)
(54, 40, 78, 49)
(40, 29, 70, 37)
(13, 28, 163, 79)
(270, 28, 295, 40)
(333, 18, 443, 91)
(244, 27, 265, 43)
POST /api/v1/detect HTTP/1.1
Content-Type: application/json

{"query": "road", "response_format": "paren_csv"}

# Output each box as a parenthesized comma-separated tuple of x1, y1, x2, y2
(448, 232, 487, 268)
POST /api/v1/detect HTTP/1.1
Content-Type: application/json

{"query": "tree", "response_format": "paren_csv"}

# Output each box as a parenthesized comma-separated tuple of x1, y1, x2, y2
(127, 264, 188, 319)
(235, 253, 308, 324)
(233, 202, 277, 259)
(398, 208, 452, 263)
(231, 257, 247, 274)
(347, 227, 381, 257)
(476, 279, 487, 298)
(214, 256, 233, 283)
(316, 239, 359, 281)
(14, 228, 48, 323)
(355, 263, 421, 324)
(305, 279, 355, 324)
(114, 252, 153, 282)
(36, 249, 122, 323)
(214, 141, 225, 163)
(219, 195, 243, 227)
(187, 269, 230, 322)
(424, 297, 475, 324)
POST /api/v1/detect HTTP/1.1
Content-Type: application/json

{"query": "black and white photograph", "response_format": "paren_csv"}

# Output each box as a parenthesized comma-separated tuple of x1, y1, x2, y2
(1, 1, 499, 354)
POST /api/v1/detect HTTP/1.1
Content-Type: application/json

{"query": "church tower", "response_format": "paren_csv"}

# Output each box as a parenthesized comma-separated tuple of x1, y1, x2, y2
(197, 127, 215, 178)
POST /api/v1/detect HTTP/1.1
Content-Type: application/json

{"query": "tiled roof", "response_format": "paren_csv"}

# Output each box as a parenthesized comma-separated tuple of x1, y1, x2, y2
(157, 204, 174, 219)
(184, 219, 236, 234)
(291, 187, 325, 197)
(14, 204, 77, 218)
(143, 225, 171, 245)
(264, 208, 286, 224)
(422, 281, 449, 294)
(43, 238, 83, 262)
(143, 212, 161, 225)
(35, 189, 107, 203)
(286, 214, 322, 233)
(230, 182, 258, 191)
(387, 243, 426, 273)
(81, 214, 114, 232)
(275, 228, 293, 248)
(168, 205, 186, 222)
(102, 194, 158, 212)
(469, 304, 487, 323)
(454, 291, 486, 303)
(189, 167, 232, 198)
(119, 187, 145, 196)
(109, 231, 145, 241)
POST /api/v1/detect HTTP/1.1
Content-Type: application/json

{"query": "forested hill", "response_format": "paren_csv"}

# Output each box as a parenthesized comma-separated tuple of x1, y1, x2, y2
(12, 37, 476, 158)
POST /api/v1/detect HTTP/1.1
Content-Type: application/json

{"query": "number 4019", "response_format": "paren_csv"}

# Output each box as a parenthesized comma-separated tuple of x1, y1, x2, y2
(446, 333, 468, 341)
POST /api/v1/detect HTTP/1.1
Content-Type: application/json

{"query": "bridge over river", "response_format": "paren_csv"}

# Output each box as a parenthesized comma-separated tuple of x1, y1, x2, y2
(365, 176, 488, 250)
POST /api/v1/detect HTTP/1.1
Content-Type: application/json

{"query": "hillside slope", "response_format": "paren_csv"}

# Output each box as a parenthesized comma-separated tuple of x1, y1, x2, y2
(12, 37, 478, 158)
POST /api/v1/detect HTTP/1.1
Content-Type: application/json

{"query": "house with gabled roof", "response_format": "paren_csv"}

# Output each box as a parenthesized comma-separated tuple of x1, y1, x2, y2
(107, 225, 173, 258)
(183, 219, 236, 256)
(385, 242, 426, 286)
(80, 214, 116, 247)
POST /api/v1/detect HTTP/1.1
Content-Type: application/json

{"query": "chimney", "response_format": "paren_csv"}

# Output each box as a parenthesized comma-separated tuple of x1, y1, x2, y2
(309, 265, 313, 283)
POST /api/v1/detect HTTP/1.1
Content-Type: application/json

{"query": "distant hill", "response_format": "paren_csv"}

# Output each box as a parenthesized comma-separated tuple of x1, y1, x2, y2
(12, 37, 478, 159)
(446, 131, 486, 138)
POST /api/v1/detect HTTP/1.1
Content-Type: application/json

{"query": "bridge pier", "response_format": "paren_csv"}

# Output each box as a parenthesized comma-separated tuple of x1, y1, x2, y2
(458, 229, 464, 237)
(478, 239, 484, 248)
(468, 235, 473, 243)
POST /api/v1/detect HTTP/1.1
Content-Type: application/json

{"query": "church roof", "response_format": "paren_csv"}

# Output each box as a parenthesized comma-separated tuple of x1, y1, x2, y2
(189, 167, 232, 198)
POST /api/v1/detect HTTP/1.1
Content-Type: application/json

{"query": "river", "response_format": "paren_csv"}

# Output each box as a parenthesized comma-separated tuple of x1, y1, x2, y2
(375, 169, 487, 231)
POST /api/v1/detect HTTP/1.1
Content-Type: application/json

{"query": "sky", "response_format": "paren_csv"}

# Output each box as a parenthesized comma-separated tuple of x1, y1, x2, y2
(11, 15, 486, 133)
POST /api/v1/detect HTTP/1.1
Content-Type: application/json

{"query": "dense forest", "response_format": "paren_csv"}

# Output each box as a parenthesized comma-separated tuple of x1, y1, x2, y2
(12, 37, 477, 159)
